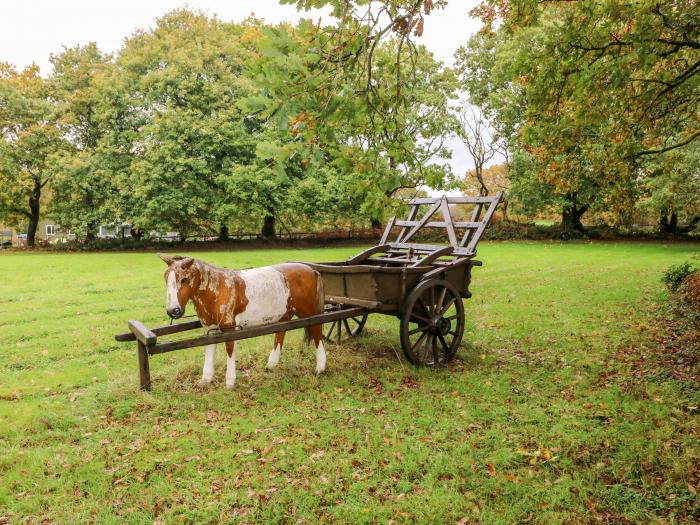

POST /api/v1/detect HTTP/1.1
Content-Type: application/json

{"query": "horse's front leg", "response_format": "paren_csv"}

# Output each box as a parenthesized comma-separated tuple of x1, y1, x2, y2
(198, 343, 217, 386)
(225, 341, 237, 389)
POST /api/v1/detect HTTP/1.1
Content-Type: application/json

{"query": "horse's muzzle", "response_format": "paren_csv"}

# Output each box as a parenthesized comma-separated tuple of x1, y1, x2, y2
(167, 307, 183, 319)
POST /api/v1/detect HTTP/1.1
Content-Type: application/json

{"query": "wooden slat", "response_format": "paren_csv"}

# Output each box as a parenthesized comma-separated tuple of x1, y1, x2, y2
(465, 191, 503, 254)
(128, 320, 157, 346)
(379, 216, 395, 244)
(410, 246, 453, 267)
(395, 220, 448, 228)
(346, 244, 391, 264)
(409, 196, 499, 205)
(116, 319, 203, 342)
(395, 204, 419, 243)
(394, 220, 480, 229)
(400, 199, 442, 244)
(149, 308, 366, 355)
(389, 242, 446, 252)
(446, 196, 501, 204)
(439, 198, 458, 248)
(461, 201, 483, 247)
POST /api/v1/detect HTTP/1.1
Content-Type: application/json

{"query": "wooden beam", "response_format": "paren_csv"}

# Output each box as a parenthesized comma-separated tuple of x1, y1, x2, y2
(149, 308, 366, 355)
(116, 319, 202, 342)
(399, 199, 443, 244)
(439, 198, 458, 248)
(128, 320, 157, 346)
(409, 196, 498, 205)
(395, 204, 419, 244)
(379, 216, 395, 244)
(410, 246, 453, 267)
(465, 191, 503, 255)
(346, 244, 391, 264)
(137, 341, 151, 391)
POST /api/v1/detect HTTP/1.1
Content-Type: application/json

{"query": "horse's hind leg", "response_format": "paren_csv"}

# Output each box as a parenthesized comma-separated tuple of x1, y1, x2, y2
(198, 343, 217, 386)
(307, 325, 326, 374)
(225, 341, 237, 389)
(267, 331, 285, 369)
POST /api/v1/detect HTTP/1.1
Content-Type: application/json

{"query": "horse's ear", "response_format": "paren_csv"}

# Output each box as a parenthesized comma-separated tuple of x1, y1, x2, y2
(180, 257, 195, 269)
(157, 253, 176, 266)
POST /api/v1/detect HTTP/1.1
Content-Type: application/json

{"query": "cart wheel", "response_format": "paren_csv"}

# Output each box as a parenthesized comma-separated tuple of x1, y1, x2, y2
(323, 312, 368, 344)
(400, 279, 465, 366)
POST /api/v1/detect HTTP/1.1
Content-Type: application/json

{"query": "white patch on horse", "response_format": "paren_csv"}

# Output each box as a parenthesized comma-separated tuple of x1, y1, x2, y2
(166, 270, 179, 311)
(267, 343, 281, 369)
(234, 267, 290, 328)
(315, 340, 326, 374)
(225, 342, 237, 389)
(199, 343, 216, 385)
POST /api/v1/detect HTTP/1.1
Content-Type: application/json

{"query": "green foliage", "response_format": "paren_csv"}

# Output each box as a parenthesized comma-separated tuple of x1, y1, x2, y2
(243, 12, 458, 222)
(0, 63, 64, 245)
(48, 43, 117, 240)
(457, 0, 700, 229)
(662, 261, 698, 292)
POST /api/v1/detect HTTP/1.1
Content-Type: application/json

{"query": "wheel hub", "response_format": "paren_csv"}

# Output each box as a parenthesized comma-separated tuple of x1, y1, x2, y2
(431, 316, 451, 335)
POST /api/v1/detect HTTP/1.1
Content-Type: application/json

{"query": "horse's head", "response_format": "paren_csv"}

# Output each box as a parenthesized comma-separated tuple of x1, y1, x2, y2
(158, 253, 198, 319)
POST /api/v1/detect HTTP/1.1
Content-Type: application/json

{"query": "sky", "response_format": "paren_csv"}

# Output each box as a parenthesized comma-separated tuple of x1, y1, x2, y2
(0, 0, 484, 179)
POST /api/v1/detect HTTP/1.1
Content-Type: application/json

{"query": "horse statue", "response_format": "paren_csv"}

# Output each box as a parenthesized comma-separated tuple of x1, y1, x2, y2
(158, 254, 326, 389)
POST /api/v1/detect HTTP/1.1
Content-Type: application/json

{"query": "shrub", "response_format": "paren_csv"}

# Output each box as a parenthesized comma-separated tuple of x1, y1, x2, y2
(680, 270, 700, 313)
(662, 261, 697, 291)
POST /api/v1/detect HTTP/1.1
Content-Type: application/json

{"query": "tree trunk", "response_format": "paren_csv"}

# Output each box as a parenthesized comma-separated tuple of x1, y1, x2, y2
(218, 224, 230, 242)
(85, 192, 96, 242)
(26, 180, 42, 247)
(261, 211, 276, 239)
(370, 218, 382, 230)
(561, 196, 588, 234)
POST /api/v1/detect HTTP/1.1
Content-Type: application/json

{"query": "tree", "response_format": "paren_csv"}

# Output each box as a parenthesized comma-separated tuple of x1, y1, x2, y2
(243, 17, 458, 225)
(48, 44, 117, 241)
(461, 0, 700, 232)
(457, 104, 500, 196)
(0, 64, 63, 246)
(639, 143, 700, 234)
(113, 10, 259, 240)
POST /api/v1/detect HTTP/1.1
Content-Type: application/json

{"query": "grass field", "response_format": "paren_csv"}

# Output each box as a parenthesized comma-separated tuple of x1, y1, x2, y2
(1, 242, 698, 524)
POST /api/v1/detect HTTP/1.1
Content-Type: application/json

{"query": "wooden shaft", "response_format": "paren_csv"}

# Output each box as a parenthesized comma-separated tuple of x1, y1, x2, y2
(149, 307, 367, 355)
(116, 319, 202, 342)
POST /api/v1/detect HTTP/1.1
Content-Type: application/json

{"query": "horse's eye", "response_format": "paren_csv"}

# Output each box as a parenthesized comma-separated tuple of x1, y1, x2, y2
(180, 278, 189, 285)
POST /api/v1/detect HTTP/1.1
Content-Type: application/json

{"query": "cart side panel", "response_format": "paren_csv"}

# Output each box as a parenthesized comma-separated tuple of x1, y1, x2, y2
(315, 266, 424, 309)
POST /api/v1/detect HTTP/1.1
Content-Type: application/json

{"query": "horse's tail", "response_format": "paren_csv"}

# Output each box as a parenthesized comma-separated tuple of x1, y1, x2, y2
(304, 271, 325, 345)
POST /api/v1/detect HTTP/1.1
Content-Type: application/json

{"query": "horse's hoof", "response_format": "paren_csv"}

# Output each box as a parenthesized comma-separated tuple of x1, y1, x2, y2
(266, 361, 278, 370)
(225, 382, 236, 390)
(315, 366, 326, 375)
(197, 378, 212, 388)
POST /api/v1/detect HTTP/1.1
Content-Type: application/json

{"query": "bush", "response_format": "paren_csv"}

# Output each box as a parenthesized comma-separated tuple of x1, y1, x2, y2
(662, 261, 697, 291)
(680, 270, 700, 314)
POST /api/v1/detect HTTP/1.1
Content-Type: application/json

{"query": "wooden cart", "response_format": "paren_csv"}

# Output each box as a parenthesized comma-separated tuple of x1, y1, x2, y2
(116, 193, 502, 390)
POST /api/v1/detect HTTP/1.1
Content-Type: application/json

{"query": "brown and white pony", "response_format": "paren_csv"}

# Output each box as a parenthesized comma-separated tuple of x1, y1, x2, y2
(158, 254, 326, 389)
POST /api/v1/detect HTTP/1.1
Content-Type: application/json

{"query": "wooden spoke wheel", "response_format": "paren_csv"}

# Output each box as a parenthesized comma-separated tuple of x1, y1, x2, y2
(400, 279, 465, 366)
(323, 312, 368, 343)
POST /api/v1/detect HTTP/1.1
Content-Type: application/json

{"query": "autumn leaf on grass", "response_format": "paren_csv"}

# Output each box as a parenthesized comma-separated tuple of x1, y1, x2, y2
(486, 463, 496, 476)
(517, 447, 557, 464)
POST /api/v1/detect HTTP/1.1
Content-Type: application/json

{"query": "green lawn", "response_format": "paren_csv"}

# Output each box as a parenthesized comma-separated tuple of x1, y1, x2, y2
(1, 242, 698, 524)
